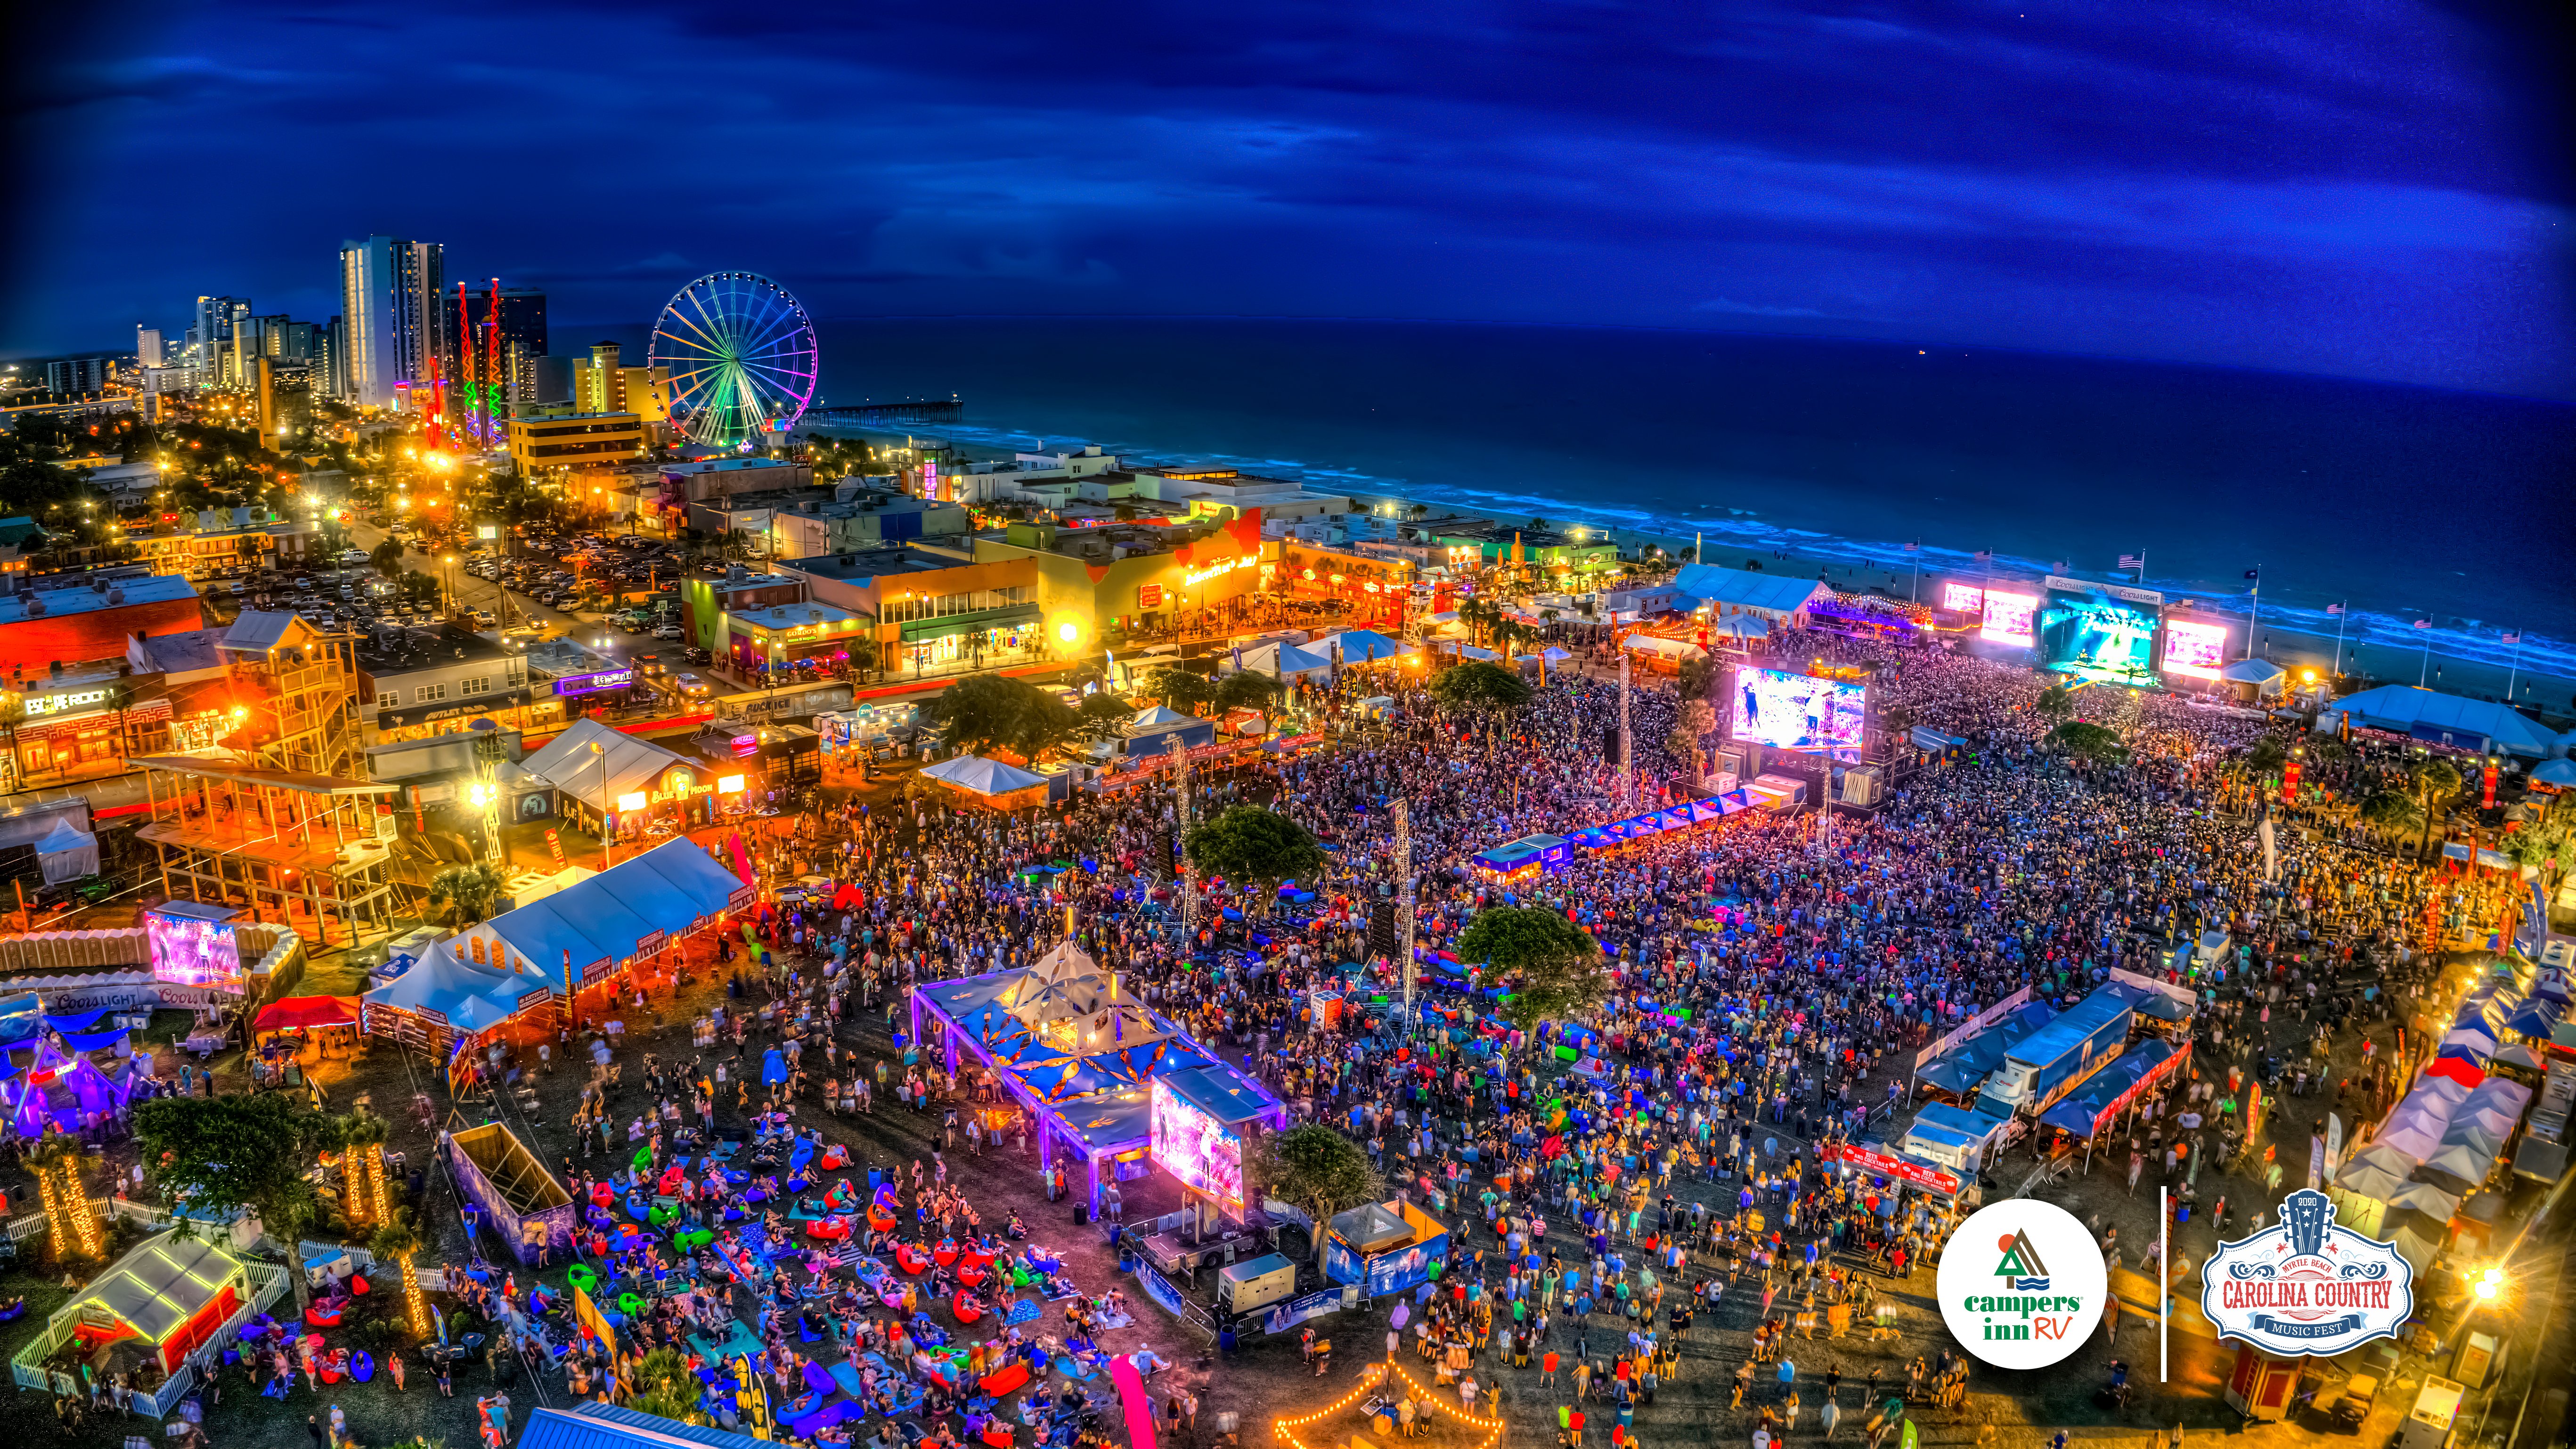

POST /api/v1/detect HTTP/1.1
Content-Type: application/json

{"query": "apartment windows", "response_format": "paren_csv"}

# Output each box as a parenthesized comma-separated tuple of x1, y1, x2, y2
(880, 584, 1031, 625)
(461, 677, 491, 697)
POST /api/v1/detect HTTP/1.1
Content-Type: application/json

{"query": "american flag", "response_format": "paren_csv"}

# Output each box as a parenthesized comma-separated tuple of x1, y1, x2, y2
(2413, 619, 2433, 631)
(2325, 602, 2343, 616)
(1903, 540, 1919, 553)
(2051, 560, 2067, 573)
(2118, 554, 2144, 570)
(2502, 631, 2521, 645)
(1973, 549, 1993, 562)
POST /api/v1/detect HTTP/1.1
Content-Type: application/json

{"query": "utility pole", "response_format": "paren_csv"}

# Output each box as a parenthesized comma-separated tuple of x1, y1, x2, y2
(1171, 735, 1195, 939)
(1393, 798, 1415, 1022)
(1618, 651, 1634, 803)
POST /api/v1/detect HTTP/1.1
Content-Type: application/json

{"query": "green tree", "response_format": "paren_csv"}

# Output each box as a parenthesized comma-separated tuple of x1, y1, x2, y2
(1666, 698, 1717, 776)
(425, 862, 506, 927)
(2409, 759, 2465, 859)
(134, 1093, 340, 1316)
(1211, 670, 1284, 713)
(1185, 806, 1326, 910)
(2359, 789, 2424, 844)
(1676, 651, 1716, 703)
(2046, 720, 2127, 763)
(2035, 684, 2078, 723)
(629, 1347, 712, 1426)
(1142, 664, 1219, 714)
(917, 673, 1091, 760)
(370, 537, 408, 577)
(2242, 736, 2289, 774)
(2502, 815, 2574, 906)
(1458, 905, 1610, 1032)
(1430, 661, 1532, 714)
(1247, 1124, 1383, 1265)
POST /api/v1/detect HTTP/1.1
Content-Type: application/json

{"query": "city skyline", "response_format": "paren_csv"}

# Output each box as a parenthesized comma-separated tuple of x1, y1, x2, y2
(5, 0, 2573, 399)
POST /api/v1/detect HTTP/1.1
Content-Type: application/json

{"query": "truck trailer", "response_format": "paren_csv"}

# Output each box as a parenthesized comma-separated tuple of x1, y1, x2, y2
(1976, 990, 2136, 1119)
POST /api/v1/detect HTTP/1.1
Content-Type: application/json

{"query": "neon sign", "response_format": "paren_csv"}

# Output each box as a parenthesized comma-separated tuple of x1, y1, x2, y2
(1183, 555, 1251, 589)
(553, 669, 635, 696)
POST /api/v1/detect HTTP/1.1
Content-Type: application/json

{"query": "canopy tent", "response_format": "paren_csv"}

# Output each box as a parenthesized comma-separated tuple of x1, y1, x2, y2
(2414, 1142, 2494, 1195)
(2375, 1114, 2450, 1163)
(518, 717, 695, 813)
(367, 838, 752, 1034)
(1672, 563, 1829, 620)
(1128, 705, 1197, 729)
(2428, 1052, 2489, 1091)
(33, 815, 99, 885)
(2505, 998, 2563, 1039)
(912, 935, 1286, 1220)
(2462, 1076, 2535, 1117)
(60, 1232, 254, 1374)
(1620, 634, 1707, 662)
(4, 1036, 130, 1139)
(921, 755, 1051, 797)
(1708, 615, 1771, 641)
(1230, 641, 1335, 682)
(2327, 685, 2559, 757)
(1913, 1001, 2060, 1097)
(2334, 1158, 2409, 1202)
(252, 995, 360, 1032)
(2219, 658, 2288, 695)
(2533, 759, 2576, 788)
(1306, 630, 1409, 665)
(2040, 1039, 2187, 1140)
(2385, 1180, 2463, 1221)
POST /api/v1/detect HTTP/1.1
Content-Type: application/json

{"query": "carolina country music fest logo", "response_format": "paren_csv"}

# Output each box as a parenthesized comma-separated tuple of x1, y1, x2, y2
(2200, 1189, 2414, 1357)
(1936, 1200, 2107, 1371)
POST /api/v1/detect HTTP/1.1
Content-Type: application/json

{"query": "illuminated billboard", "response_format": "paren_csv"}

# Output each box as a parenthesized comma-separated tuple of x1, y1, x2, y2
(147, 905, 244, 991)
(2038, 578, 2163, 687)
(2162, 618, 2230, 681)
(1941, 581, 1986, 614)
(1149, 1077, 1246, 1208)
(1729, 666, 1866, 754)
(1979, 590, 2038, 647)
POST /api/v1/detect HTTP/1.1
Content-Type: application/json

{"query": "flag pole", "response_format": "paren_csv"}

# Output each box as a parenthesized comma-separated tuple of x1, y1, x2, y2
(2507, 630, 2522, 702)
(2331, 602, 2347, 678)
(2420, 626, 2432, 688)
(2244, 569, 2260, 661)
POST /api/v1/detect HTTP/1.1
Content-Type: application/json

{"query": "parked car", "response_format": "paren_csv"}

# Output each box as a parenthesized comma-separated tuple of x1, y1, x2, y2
(653, 622, 684, 640)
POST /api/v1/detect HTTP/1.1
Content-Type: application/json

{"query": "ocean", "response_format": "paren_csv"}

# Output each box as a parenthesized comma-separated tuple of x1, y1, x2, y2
(595, 316, 2576, 710)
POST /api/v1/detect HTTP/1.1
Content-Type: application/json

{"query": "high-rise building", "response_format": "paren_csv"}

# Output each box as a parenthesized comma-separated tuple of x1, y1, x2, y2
(321, 316, 346, 400)
(46, 358, 114, 397)
(137, 326, 165, 368)
(193, 296, 242, 369)
(338, 236, 448, 408)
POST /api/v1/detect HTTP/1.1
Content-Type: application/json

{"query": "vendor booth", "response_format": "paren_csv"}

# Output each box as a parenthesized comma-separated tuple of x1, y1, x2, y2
(8, 1230, 290, 1417)
(448, 1121, 577, 1264)
(913, 934, 1287, 1221)
(1322, 1199, 1450, 1297)
(1470, 834, 1570, 882)
(919, 754, 1052, 812)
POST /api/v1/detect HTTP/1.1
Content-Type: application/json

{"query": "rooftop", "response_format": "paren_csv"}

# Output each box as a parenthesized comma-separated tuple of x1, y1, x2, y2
(780, 545, 975, 581)
(727, 600, 864, 632)
(356, 621, 514, 676)
(0, 572, 199, 626)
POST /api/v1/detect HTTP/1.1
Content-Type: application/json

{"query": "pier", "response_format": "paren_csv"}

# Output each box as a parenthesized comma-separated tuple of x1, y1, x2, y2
(802, 397, 964, 421)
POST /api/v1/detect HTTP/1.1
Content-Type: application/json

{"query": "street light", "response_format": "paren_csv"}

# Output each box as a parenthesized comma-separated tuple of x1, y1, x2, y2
(588, 740, 612, 870)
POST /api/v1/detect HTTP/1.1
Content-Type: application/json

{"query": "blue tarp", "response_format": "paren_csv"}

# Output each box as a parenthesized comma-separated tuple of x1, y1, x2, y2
(1913, 1001, 2057, 1096)
(2039, 1039, 2179, 1140)
(43, 1007, 109, 1035)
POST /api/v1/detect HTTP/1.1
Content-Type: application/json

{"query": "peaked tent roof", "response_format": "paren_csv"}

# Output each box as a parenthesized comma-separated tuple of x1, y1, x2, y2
(521, 717, 696, 811)
(517, 1402, 771, 1449)
(1672, 563, 1830, 617)
(1129, 706, 1197, 728)
(1306, 630, 1409, 663)
(77, 1231, 245, 1343)
(921, 755, 1050, 796)
(2220, 658, 2287, 684)
(2331, 685, 2556, 757)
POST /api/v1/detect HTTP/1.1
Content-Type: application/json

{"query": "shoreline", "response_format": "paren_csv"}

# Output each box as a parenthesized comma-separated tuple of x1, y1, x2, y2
(814, 425, 2576, 730)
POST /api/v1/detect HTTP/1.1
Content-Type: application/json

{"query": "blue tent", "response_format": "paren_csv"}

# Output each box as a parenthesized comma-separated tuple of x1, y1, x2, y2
(2039, 1040, 2180, 1140)
(1913, 1001, 2057, 1096)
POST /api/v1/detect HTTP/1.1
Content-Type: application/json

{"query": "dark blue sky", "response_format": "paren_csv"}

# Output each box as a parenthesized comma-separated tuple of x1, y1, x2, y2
(9, 0, 2572, 397)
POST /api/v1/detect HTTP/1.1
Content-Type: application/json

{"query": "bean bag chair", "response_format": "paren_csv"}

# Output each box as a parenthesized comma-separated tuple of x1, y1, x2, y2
(650, 1203, 679, 1228)
(566, 1265, 599, 1295)
(590, 1183, 615, 1208)
(957, 1263, 988, 1289)
(878, 1286, 909, 1309)
(982, 1425, 1016, 1449)
(351, 1351, 375, 1383)
(896, 1245, 930, 1275)
(674, 1229, 714, 1251)
(933, 1242, 960, 1268)
(628, 1195, 652, 1222)
(618, 1292, 645, 1316)
(305, 1305, 344, 1328)
(954, 1294, 985, 1325)
(633, 1146, 654, 1171)
(819, 1145, 849, 1171)
(807, 1217, 851, 1243)
(0, 1302, 24, 1323)
(866, 1207, 897, 1234)
(979, 1359, 1031, 1398)
(321, 1364, 342, 1384)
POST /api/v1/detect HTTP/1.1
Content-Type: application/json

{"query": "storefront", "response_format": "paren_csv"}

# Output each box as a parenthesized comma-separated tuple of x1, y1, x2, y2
(12, 692, 170, 780)
(549, 666, 637, 719)
(896, 606, 1043, 675)
(375, 687, 538, 744)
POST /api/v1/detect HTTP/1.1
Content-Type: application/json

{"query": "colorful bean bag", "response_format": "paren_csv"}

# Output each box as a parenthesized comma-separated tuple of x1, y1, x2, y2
(957, 1263, 988, 1289)
(895, 1245, 930, 1275)
(953, 1294, 985, 1325)
(305, 1306, 344, 1328)
(979, 1359, 1031, 1398)
(618, 1292, 645, 1315)
(877, 1286, 909, 1309)
(627, 1195, 652, 1221)
(351, 1351, 375, 1383)
(806, 1217, 851, 1242)
(866, 1207, 897, 1233)
(567, 1266, 599, 1294)
(674, 1228, 714, 1251)
(933, 1242, 960, 1268)
(320, 1364, 342, 1384)
(819, 1145, 849, 1171)
(650, 1203, 679, 1228)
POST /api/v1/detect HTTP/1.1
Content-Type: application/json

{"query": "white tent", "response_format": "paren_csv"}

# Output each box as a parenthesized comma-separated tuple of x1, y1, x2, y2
(1307, 630, 1409, 665)
(921, 755, 1051, 796)
(1232, 642, 1334, 683)
(2375, 1116, 2446, 1163)
(1709, 616, 1771, 641)
(1130, 705, 1198, 728)
(1622, 635, 1708, 661)
(33, 816, 99, 885)
(519, 716, 694, 812)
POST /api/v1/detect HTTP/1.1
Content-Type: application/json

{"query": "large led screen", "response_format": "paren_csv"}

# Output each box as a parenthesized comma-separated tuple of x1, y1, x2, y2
(1941, 581, 1986, 614)
(148, 909, 243, 990)
(1149, 1078, 1245, 1208)
(2039, 585, 2162, 687)
(1979, 590, 2038, 647)
(2162, 618, 2230, 681)
(1730, 666, 1866, 754)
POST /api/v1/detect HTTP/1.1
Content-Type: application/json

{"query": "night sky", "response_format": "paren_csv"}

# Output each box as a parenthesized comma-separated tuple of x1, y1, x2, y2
(8, 0, 2572, 398)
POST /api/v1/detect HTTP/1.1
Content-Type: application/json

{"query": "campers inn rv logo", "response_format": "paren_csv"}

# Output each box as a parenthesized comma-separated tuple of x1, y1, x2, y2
(2201, 1189, 2413, 1357)
(1936, 1200, 2105, 1372)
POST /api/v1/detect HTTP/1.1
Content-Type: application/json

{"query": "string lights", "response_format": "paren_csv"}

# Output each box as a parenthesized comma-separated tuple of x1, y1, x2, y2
(400, 1252, 429, 1337)
(1272, 1359, 1506, 1449)
(35, 1147, 103, 1259)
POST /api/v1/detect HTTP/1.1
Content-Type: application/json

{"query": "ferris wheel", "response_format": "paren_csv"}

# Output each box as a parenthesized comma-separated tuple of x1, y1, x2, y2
(649, 271, 819, 448)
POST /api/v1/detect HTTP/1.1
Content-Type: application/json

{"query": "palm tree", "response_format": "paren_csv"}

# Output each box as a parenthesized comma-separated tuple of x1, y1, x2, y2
(368, 1221, 429, 1338)
(425, 863, 506, 928)
(2409, 760, 2464, 860)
